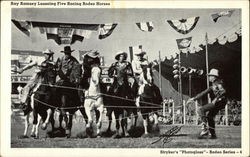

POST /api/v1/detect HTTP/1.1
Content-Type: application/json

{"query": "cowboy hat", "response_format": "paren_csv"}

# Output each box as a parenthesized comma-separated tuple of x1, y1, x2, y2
(43, 49, 54, 55)
(85, 50, 100, 58)
(207, 68, 219, 77)
(134, 49, 146, 56)
(60, 46, 74, 53)
(115, 51, 127, 60)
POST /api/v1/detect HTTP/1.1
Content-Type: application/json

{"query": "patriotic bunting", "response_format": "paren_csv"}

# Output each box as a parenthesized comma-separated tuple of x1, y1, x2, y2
(136, 22, 154, 32)
(211, 10, 234, 23)
(167, 17, 200, 35)
(32, 21, 99, 45)
(129, 45, 142, 62)
(176, 37, 192, 50)
(98, 23, 118, 39)
(12, 19, 31, 36)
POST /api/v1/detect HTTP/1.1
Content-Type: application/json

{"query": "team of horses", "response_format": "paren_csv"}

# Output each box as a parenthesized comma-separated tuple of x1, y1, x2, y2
(21, 58, 163, 139)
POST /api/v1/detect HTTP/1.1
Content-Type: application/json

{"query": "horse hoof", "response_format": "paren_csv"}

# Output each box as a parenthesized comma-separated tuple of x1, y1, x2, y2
(30, 133, 35, 138)
(34, 136, 39, 139)
(97, 133, 102, 138)
(86, 128, 93, 137)
(141, 133, 150, 138)
(41, 123, 47, 130)
(19, 135, 29, 139)
(112, 133, 121, 139)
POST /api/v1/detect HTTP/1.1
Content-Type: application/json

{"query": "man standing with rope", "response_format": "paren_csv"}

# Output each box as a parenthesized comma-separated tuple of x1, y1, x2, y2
(187, 68, 227, 139)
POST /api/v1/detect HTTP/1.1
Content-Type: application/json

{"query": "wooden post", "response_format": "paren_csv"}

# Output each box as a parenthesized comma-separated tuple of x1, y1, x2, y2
(163, 102, 166, 118)
(172, 102, 175, 125)
(225, 104, 228, 126)
(195, 100, 198, 125)
(178, 52, 183, 104)
(159, 51, 162, 93)
(205, 33, 211, 103)
(183, 100, 186, 125)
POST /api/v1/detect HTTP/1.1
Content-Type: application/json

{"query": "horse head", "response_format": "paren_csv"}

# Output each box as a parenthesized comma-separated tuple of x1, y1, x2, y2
(90, 65, 101, 86)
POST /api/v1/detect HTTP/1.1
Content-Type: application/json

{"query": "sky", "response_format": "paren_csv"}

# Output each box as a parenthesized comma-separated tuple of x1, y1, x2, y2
(11, 8, 241, 65)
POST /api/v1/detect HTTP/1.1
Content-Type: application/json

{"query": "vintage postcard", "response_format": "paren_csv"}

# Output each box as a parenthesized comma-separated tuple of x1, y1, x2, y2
(0, 0, 249, 157)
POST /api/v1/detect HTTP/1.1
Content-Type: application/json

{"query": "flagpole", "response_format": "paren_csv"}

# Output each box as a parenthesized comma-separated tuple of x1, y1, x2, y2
(205, 32, 211, 103)
(159, 51, 162, 93)
(178, 51, 183, 105)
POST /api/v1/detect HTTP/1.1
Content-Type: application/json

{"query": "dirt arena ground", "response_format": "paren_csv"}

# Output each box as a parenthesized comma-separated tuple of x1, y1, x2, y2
(11, 110, 241, 148)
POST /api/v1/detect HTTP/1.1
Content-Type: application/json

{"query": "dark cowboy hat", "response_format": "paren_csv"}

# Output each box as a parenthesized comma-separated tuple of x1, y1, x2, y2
(60, 46, 74, 53)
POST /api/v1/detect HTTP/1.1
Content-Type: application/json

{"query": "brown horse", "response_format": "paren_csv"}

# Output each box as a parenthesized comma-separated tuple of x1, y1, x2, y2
(105, 62, 138, 138)
(56, 63, 88, 138)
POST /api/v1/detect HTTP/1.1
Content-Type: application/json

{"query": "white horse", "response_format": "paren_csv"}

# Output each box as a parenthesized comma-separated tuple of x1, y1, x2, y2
(138, 64, 162, 136)
(84, 66, 104, 137)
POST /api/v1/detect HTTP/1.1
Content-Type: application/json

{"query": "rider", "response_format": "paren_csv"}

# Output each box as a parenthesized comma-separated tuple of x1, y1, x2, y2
(18, 49, 54, 109)
(131, 49, 150, 107)
(108, 51, 134, 91)
(187, 68, 227, 139)
(55, 46, 80, 86)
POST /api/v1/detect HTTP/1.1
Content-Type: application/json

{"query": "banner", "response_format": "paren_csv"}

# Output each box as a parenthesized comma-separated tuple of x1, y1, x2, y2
(11, 19, 31, 36)
(32, 21, 99, 45)
(99, 23, 117, 39)
(136, 22, 154, 32)
(211, 10, 234, 23)
(167, 17, 199, 34)
(176, 37, 192, 50)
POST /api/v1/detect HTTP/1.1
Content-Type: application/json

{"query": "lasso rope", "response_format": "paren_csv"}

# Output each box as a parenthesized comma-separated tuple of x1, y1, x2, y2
(33, 82, 163, 108)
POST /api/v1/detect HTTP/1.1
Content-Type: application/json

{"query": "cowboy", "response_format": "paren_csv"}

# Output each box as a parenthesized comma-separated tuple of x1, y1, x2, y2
(131, 49, 149, 85)
(18, 49, 54, 107)
(131, 49, 152, 107)
(108, 51, 133, 83)
(55, 46, 80, 86)
(108, 51, 134, 97)
(187, 68, 227, 139)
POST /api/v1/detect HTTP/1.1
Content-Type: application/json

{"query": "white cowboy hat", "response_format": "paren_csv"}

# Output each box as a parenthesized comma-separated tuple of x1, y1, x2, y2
(85, 50, 100, 58)
(115, 51, 127, 60)
(43, 49, 54, 55)
(207, 68, 219, 77)
(134, 49, 146, 56)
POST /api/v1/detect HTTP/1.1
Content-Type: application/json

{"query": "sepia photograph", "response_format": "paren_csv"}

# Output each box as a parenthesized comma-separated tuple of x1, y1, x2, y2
(1, 1, 249, 157)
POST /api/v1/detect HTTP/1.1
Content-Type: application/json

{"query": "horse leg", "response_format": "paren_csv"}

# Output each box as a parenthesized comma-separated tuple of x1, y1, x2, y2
(59, 112, 63, 128)
(79, 108, 88, 124)
(61, 95, 68, 130)
(112, 110, 121, 138)
(121, 110, 129, 137)
(23, 113, 30, 138)
(31, 107, 38, 137)
(41, 108, 52, 130)
(142, 113, 149, 135)
(96, 106, 103, 137)
(66, 114, 73, 138)
(133, 110, 138, 127)
(105, 109, 113, 133)
(34, 114, 42, 139)
(50, 110, 55, 131)
(152, 112, 160, 134)
(85, 104, 94, 137)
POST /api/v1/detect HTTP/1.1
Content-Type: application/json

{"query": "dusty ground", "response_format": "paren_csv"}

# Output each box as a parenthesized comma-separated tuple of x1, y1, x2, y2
(11, 110, 241, 148)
